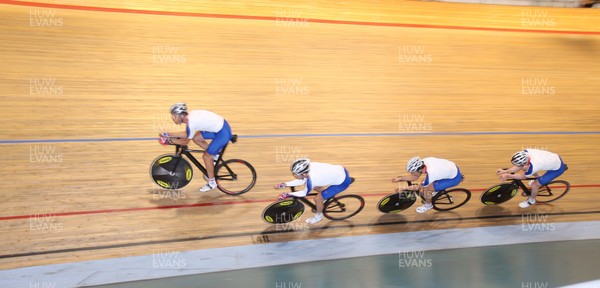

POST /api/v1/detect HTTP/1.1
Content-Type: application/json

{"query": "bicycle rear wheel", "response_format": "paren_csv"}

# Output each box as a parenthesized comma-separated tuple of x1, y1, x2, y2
(262, 199, 305, 224)
(535, 180, 570, 203)
(215, 159, 257, 195)
(322, 195, 365, 220)
(149, 154, 193, 190)
(377, 191, 417, 213)
(480, 183, 519, 205)
(432, 188, 471, 211)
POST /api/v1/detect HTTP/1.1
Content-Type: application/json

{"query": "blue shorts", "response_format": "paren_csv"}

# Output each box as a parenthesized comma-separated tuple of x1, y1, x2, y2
(200, 120, 232, 156)
(427, 168, 463, 192)
(537, 161, 567, 185)
(321, 169, 352, 200)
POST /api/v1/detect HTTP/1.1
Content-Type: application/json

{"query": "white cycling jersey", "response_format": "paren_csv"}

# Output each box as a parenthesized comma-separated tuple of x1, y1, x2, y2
(525, 149, 562, 176)
(422, 157, 458, 185)
(284, 162, 346, 197)
(186, 110, 225, 139)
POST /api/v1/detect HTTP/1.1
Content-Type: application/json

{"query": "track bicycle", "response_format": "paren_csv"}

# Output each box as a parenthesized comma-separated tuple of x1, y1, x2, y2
(150, 134, 257, 195)
(480, 168, 570, 205)
(262, 178, 365, 224)
(377, 179, 471, 213)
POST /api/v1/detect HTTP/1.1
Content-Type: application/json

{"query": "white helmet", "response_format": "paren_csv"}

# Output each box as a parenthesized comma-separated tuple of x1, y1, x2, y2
(406, 156, 424, 173)
(511, 151, 529, 166)
(170, 103, 188, 115)
(291, 158, 310, 175)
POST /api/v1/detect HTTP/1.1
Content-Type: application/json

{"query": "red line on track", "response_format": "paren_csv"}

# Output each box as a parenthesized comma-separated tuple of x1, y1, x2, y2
(2, 184, 599, 221)
(1, 0, 599, 35)
(0, 199, 274, 221)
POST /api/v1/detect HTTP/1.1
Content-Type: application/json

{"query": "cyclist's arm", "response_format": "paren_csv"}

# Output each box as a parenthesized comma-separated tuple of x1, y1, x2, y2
(171, 138, 190, 146)
(288, 188, 308, 198)
(284, 179, 305, 187)
(393, 172, 421, 182)
(502, 173, 527, 180)
(161, 131, 190, 145)
(284, 179, 308, 197)
(497, 166, 522, 175)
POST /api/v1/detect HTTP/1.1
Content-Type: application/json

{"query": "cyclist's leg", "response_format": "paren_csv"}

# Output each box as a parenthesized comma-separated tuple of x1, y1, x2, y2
(420, 173, 434, 203)
(203, 121, 232, 179)
(307, 169, 352, 224)
(415, 184, 434, 213)
(432, 169, 463, 192)
(320, 169, 353, 201)
(417, 170, 462, 213)
(421, 184, 436, 204)
(530, 162, 567, 200)
(313, 186, 326, 214)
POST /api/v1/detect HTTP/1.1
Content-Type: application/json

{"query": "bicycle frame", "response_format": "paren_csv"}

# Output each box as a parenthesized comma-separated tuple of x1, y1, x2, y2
(396, 180, 460, 203)
(289, 191, 355, 214)
(397, 180, 427, 199)
(285, 184, 318, 209)
(168, 138, 237, 178)
(513, 178, 533, 196)
(294, 192, 319, 211)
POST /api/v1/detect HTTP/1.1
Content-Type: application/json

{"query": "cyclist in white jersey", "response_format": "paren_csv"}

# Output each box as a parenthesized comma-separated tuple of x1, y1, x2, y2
(497, 149, 567, 208)
(392, 156, 463, 213)
(274, 158, 353, 224)
(159, 103, 232, 192)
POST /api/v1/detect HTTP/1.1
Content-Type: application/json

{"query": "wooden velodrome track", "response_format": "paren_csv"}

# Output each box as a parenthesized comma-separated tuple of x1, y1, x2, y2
(0, 0, 599, 271)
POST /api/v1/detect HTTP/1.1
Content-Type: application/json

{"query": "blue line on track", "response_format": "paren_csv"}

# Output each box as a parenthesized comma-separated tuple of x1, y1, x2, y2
(0, 131, 599, 144)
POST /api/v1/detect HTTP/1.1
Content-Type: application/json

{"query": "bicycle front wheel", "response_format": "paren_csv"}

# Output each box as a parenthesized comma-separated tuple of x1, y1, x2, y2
(432, 188, 471, 211)
(323, 195, 365, 220)
(377, 191, 417, 213)
(535, 180, 570, 203)
(262, 199, 305, 224)
(149, 154, 193, 190)
(215, 159, 257, 195)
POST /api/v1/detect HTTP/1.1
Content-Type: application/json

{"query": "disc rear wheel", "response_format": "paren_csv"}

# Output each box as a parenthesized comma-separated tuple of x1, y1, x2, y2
(377, 191, 417, 213)
(150, 154, 193, 190)
(262, 199, 305, 224)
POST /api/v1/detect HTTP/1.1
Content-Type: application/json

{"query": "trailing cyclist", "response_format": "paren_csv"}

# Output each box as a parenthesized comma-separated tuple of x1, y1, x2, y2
(496, 149, 567, 208)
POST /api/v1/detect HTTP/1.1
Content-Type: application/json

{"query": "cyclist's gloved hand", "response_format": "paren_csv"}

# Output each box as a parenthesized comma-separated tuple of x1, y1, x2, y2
(273, 183, 286, 189)
(158, 136, 171, 145)
(278, 192, 290, 200)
